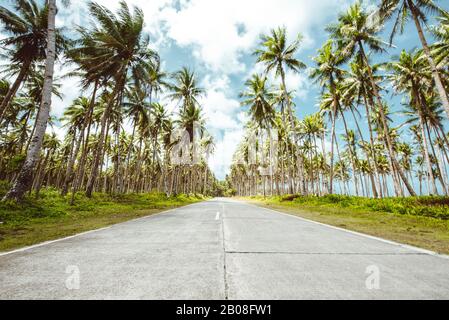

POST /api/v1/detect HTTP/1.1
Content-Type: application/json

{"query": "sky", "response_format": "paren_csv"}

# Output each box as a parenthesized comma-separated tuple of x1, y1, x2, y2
(2, 0, 449, 181)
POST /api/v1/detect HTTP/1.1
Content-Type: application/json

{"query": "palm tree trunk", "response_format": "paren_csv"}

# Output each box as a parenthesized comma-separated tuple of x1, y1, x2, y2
(320, 135, 329, 195)
(203, 166, 208, 195)
(416, 102, 438, 194)
(0, 59, 32, 123)
(425, 122, 447, 195)
(70, 88, 96, 204)
(124, 121, 136, 193)
(363, 95, 383, 198)
(340, 109, 360, 196)
(329, 100, 338, 195)
(349, 104, 379, 198)
(86, 84, 121, 198)
(359, 42, 416, 196)
(3, 1, 57, 201)
(61, 129, 80, 196)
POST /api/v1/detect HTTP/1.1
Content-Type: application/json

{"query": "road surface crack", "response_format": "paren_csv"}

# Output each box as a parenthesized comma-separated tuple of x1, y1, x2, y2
(221, 204, 229, 300)
(225, 251, 430, 256)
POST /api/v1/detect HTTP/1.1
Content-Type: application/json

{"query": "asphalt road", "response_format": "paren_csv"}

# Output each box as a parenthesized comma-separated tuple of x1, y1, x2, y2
(1, 198, 448, 300)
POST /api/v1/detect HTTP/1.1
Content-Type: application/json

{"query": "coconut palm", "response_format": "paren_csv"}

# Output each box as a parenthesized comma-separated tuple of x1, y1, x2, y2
(254, 27, 306, 122)
(240, 74, 276, 130)
(0, 0, 67, 122)
(342, 55, 383, 197)
(431, 10, 449, 67)
(4, 0, 59, 201)
(168, 67, 204, 113)
(379, 0, 449, 118)
(310, 40, 346, 194)
(254, 27, 307, 194)
(386, 49, 443, 194)
(82, 1, 158, 197)
(60, 97, 90, 195)
(327, 1, 416, 196)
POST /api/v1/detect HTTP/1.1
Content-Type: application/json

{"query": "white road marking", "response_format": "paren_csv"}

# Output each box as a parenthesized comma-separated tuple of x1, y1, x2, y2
(216, 212, 220, 220)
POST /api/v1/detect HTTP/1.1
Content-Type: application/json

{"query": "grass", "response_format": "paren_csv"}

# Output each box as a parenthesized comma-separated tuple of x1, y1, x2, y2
(243, 194, 449, 255)
(0, 182, 206, 252)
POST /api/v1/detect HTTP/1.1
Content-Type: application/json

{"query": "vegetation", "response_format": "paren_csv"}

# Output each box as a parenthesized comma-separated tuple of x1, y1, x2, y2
(247, 195, 449, 254)
(262, 194, 449, 220)
(229, 0, 449, 199)
(0, 0, 217, 203)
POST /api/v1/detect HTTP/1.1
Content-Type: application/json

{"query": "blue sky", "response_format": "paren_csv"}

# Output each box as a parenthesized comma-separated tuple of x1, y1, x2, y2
(3, 0, 449, 181)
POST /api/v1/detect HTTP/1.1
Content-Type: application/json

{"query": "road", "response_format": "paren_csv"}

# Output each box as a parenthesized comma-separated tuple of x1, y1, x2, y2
(1, 198, 448, 300)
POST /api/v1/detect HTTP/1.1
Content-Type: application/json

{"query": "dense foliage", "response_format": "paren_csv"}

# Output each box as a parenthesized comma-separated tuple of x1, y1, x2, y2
(229, 0, 449, 199)
(0, 0, 217, 202)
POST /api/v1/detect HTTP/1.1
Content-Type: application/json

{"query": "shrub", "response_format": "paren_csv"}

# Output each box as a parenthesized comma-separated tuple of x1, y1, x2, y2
(270, 194, 449, 220)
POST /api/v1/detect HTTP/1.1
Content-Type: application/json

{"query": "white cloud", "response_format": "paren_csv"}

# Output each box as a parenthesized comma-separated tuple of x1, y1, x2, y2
(200, 76, 241, 130)
(160, 0, 352, 74)
(52, 63, 81, 118)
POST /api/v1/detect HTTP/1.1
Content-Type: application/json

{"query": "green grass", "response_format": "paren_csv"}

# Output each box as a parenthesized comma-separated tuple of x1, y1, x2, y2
(0, 183, 206, 252)
(243, 195, 449, 255)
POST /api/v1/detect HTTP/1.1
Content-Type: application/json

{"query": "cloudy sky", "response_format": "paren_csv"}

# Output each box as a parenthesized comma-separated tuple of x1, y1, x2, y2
(5, 0, 449, 180)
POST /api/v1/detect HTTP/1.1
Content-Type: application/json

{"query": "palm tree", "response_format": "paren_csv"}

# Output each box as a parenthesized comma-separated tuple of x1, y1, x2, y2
(123, 85, 151, 191)
(310, 40, 345, 194)
(379, 0, 449, 119)
(60, 97, 90, 195)
(3, 0, 58, 201)
(168, 67, 204, 113)
(327, 1, 416, 196)
(254, 27, 306, 195)
(240, 74, 275, 196)
(254, 27, 306, 122)
(386, 49, 442, 194)
(240, 74, 275, 130)
(201, 134, 215, 194)
(0, 0, 67, 122)
(147, 61, 169, 103)
(150, 102, 170, 189)
(342, 55, 383, 197)
(299, 113, 324, 195)
(431, 10, 449, 67)
(82, 1, 158, 198)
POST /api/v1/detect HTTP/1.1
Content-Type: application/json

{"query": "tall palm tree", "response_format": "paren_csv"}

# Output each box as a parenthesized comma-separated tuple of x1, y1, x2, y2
(379, 0, 449, 118)
(240, 74, 277, 197)
(254, 27, 305, 195)
(386, 49, 442, 194)
(254, 27, 306, 123)
(327, 1, 416, 196)
(3, 0, 59, 201)
(147, 61, 169, 103)
(82, 1, 158, 198)
(60, 96, 90, 195)
(310, 40, 345, 194)
(168, 67, 204, 113)
(240, 74, 276, 130)
(0, 0, 67, 122)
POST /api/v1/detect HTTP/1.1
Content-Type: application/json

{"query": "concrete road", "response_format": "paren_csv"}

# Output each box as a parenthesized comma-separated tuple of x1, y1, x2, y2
(1, 198, 448, 300)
